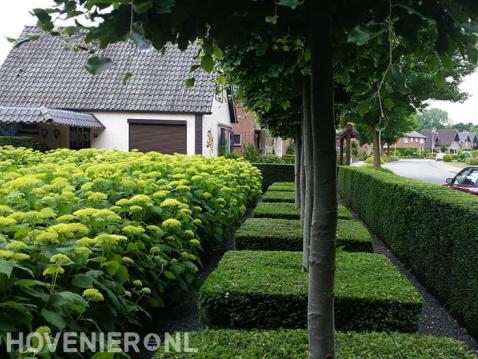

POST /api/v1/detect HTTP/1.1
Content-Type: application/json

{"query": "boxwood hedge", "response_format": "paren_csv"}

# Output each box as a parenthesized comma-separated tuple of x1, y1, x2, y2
(338, 166, 478, 337)
(253, 202, 352, 220)
(252, 164, 295, 191)
(262, 190, 295, 203)
(235, 218, 372, 252)
(155, 330, 475, 359)
(268, 182, 295, 192)
(199, 251, 422, 331)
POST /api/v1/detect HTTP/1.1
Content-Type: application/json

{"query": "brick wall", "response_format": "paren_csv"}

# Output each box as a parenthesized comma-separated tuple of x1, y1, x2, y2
(232, 106, 257, 154)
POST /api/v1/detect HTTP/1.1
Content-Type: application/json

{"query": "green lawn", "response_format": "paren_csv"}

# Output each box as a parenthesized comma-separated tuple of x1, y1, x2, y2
(254, 202, 352, 220)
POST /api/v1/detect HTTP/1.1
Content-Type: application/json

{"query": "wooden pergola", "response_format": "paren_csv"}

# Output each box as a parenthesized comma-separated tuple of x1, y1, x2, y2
(337, 123, 359, 165)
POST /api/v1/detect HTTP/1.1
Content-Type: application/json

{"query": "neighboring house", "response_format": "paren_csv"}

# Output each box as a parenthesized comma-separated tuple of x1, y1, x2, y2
(232, 105, 290, 156)
(395, 131, 426, 151)
(0, 27, 235, 156)
(420, 129, 461, 153)
(458, 130, 478, 150)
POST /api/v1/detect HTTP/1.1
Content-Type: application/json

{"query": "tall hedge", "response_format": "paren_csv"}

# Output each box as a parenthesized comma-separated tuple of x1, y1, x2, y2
(0, 136, 37, 148)
(338, 166, 478, 337)
(252, 163, 295, 191)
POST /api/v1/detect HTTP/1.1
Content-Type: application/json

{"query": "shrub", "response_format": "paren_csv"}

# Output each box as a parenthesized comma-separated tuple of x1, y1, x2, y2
(0, 147, 261, 351)
(235, 218, 372, 252)
(338, 166, 478, 337)
(0, 136, 37, 148)
(155, 330, 476, 359)
(253, 202, 352, 220)
(466, 157, 478, 165)
(267, 183, 295, 192)
(199, 251, 423, 331)
(443, 154, 453, 162)
(262, 190, 295, 203)
(252, 164, 295, 191)
(395, 148, 418, 157)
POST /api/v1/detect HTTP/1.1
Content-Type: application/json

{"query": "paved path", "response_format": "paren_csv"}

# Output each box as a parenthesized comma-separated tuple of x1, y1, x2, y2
(383, 159, 460, 185)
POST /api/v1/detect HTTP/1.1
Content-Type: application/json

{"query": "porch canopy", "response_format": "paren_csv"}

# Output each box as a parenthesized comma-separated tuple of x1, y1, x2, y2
(336, 122, 359, 165)
(0, 106, 104, 129)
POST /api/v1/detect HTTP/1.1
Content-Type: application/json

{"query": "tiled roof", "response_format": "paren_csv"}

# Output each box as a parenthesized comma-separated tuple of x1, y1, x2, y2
(404, 131, 426, 139)
(421, 129, 459, 147)
(0, 27, 215, 114)
(458, 131, 470, 142)
(0, 106, 104, 128)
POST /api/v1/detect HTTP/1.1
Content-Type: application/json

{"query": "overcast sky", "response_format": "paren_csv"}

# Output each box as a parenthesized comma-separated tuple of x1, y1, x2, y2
(1, 1, 478, 125)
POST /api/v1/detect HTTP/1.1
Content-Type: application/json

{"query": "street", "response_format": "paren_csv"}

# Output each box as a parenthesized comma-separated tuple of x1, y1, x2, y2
(383, 159, 460, 185)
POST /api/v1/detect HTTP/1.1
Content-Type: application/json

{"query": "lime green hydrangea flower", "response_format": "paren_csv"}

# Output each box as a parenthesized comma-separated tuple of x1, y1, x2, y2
(0, 216, 16, 226)
(35, 231, 59, 245)
(0, 250, 14, 259)
(5, 240, 27, 251)
(50, 253, 73, 265)
(95, 234, 128, 246)
(82, 288, 104, 302)
(88, 192, 108, 201)
(13, 253, 30, 261)
(122, 225, 145, 236)
(201, 192, 212, 199)
(0, 205, 14, 216)
(160, 198, 182, 208)
(133, 280, 143, 287)
(162, 218, 181, 229)
(184, 230, 195, 238)
(141, 287, 152, 295)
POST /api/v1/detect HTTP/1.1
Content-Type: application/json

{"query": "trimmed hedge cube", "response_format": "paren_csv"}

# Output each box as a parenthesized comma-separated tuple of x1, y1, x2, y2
(199, 251, 423, 331)
(262, 190, 295, 203)
(155, 330, 476, 359)
(268, 182, 295, 192)
(236, 218, 372, 252)
(254, 202, 352, 220)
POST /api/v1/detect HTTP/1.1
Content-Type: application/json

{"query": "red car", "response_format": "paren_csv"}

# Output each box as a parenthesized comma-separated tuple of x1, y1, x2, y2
(446, 167, 478, 195)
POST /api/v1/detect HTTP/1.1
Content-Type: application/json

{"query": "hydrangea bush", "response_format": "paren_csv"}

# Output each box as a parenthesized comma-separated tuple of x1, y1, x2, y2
(0, 146, 261, 353)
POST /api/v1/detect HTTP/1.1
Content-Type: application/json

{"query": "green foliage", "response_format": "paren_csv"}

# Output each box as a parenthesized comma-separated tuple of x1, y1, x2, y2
(262, 190, 295, 203)
(416, 108, 450, 131)
(267, 183, 295, 192)
(235, 218, 372, 252)
(155, 329, 476, 359)
(338, 166, 478, 337)
(395, 147, 418, 157)
(254, 202, 351, 220)
(243, 143, 261, 162)
(443, 154, 453, 162)
(364, 155, 399, 164)
(252, 164, 295, 191)
(286, 143, 296, 155)
(0, 136, 37, 148)
(0, 147, 261, 355)
(198, 251, 422, 331)
(466, 157, 478, 165)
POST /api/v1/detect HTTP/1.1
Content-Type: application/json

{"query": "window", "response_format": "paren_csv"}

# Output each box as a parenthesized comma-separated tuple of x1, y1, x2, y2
(454, 168, 478, 186)
(69, 127, 91, 150)
(420, 138, 424, 144)
(232, 134, 241, 146)
(403, 137, 409, 144)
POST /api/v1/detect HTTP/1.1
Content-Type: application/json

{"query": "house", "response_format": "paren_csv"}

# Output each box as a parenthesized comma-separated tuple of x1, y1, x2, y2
(395, 131, 426, 151)
(420, 129, 460, 153)
(458, 130, 478, 150)
(0, 27, 235, 156)
(232, 105, 290, 156)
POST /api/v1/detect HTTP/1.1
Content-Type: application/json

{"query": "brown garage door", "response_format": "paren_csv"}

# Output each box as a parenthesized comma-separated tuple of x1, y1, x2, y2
(128, 120, 187, 154)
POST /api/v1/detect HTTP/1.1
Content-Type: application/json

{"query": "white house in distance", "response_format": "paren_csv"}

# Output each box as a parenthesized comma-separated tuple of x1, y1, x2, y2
(0, 27, 235, 156)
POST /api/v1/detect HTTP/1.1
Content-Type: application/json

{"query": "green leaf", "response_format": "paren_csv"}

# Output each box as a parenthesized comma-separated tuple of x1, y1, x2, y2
(347, 22, 386, 46)
(200, 54, 214, 73)
(164, 271, 176, 279)
(104, 260, 120, 276)
(255, 42, 268, 57)
(85, 56, 113, 75)
(265, 15, 278, 24)
(0, 260, 14, 278)
(41, 309, 67, 330)
(391, 64, 408, 93)
(384, 98, 394, 111)
(72, 274, 95, 288)
(396, 4, 435, 25)
(185, 78, 195, 88)
(32, 8, 54, 31)
(357, 101, 372, 117)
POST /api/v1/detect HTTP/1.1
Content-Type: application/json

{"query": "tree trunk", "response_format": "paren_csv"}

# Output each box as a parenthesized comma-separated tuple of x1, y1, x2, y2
(300, 136, 306, 223)
(308, 1, 337, 358)
(373, 127, 381, 168)
(302, 77, 313, 272)
(295, 128, 302, 208)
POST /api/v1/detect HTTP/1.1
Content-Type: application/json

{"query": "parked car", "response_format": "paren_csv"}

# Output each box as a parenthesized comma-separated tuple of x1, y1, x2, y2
(445, 167, 478, 195)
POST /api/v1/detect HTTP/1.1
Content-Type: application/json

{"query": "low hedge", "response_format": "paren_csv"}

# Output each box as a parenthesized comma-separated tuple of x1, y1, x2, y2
(268, 182, 295, 191)
(338, 166, 478, 336)
(0, 136, 37, 148)
(199, 251, 422, 331)
(235, 218, 372, 252)
(155, 330, 476, 358)
(252, 163, 295, 191)
(262, 190, 295, 203)
(253, 202, 352, 220)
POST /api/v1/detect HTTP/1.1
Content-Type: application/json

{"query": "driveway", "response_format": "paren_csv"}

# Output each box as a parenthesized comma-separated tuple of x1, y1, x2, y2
(383, 159, 460, 185)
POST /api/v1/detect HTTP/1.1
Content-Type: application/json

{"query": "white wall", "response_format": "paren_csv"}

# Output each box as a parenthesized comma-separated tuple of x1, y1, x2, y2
(202, 91, 232, 157)
(91, 112, 196, 155)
